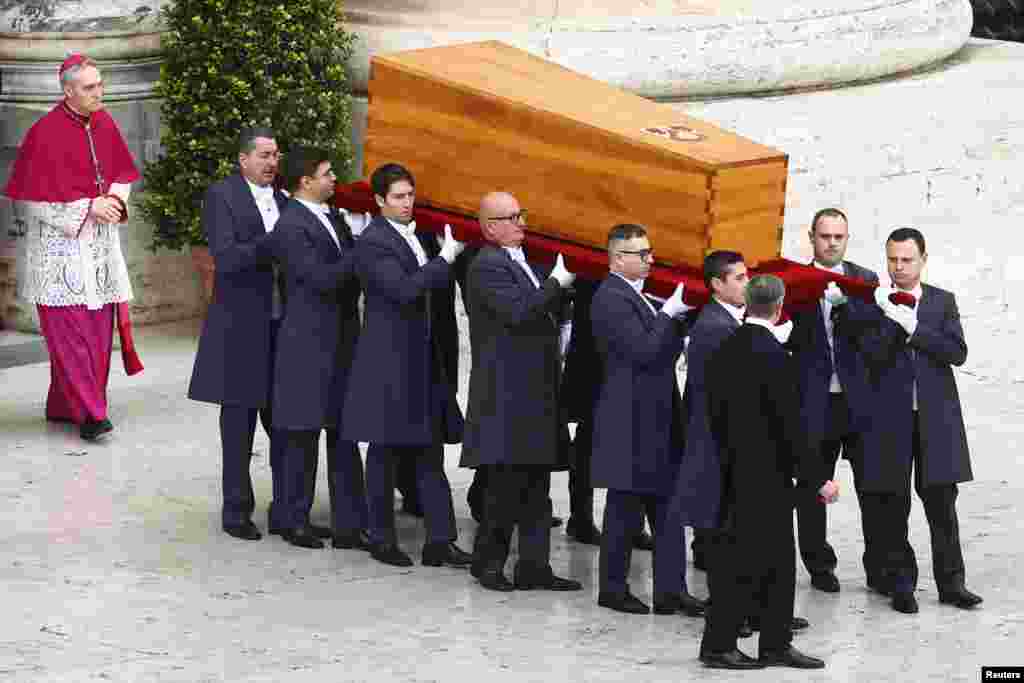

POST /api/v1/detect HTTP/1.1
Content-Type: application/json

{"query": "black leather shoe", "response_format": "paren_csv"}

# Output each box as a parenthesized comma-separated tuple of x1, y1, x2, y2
(700, 649, 764, 670)
(867, 577, 893, 596)
(478, 569, 515, 592)
(811, 571, 840, 593)
(892, 591, 919, 614)
(938, 586, 983, 609)
(632, 530, 654, 551)
(283, 526, 325, 549)
(550, 516, 564, 528)
(307, 523, 332, 539)
(653, 592, 706, 617)
(370, 543, 413, 567)
(515, 572, 582, 591)
(422, 542, 473, 568)
(332, 529, 371, 551)
(598, 591, 650, 614)
(748, 616, 810, 632)
(565, 520, 601, 545)
(758, 646, 825, 669)
(223, 521, 261, 541)
(80, 419, 113, 442)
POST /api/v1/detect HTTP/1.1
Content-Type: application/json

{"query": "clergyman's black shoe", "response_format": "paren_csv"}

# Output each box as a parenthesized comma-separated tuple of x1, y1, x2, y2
(515, 572, 582, 591)
(307, 523, 332, 539)
(80, 419, 113, 442)
(478, 570, 516, 592)
(422, 542, 473, 568)
(565, 519, 601, 545)
(370, 543, 414, 567)
(700, 649, 765, 670)
(223, 521, 262, 541)
(653, 592, 706, 617)
(598, 591, 650, 614)
(938, 586, 983, 609)
(892, 591, 920, 614)
(283, 526, 325, 549)
(811, 571, 841, 593)
(758, 646, 826, 669)
(632, 530, 654, 551)
(332, 529, 371, 551)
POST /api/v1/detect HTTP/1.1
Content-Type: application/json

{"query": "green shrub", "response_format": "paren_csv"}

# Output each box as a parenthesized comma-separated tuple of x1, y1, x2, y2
(141, 0, 356, 250)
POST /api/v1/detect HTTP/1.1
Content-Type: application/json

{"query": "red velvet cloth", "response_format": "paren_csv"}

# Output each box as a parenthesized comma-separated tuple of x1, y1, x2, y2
(333, 182, 915, 309)
(3, 102, 139, 203)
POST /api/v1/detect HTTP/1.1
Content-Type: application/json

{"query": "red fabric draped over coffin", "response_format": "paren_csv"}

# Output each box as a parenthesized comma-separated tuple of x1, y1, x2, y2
(333, 182, 913, 310)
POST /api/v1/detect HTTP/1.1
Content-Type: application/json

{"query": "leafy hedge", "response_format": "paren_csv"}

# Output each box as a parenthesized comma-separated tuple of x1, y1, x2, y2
(140, 0, 356, 250)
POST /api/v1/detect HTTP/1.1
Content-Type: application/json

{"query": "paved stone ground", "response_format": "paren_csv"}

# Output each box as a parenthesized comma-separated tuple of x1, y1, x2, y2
(3, 37, 1024, 683)
(1, 313, 1020, 682)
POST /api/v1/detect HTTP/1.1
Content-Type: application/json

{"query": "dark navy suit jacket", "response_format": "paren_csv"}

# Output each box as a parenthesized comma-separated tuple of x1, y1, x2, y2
(341, 216, 463, 446)
(460, 245, 568, 468)
(270, 200, 360, 431)
(590, 275, 686, 496)
(188, 173, 287, 407)
(787, 261, 879, 449)
(859, 283, 972, 492)
(675, 299, 741, 528)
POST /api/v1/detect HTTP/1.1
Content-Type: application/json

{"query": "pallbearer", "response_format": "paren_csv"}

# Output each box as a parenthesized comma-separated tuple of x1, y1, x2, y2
(341, 163, 472, 569)
(269, 147, 368, 551)
(460, 192, 581, 592)
(3, 54, 139, 441)
(590, 224, 698, 615)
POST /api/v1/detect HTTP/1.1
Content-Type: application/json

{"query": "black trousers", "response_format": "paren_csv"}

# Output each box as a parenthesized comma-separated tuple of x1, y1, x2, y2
(795, 393, 881, 579)
(600, 489, 684, 598)
(472, 465, 552, 576)
(219, 321, 282, 528)
(861, 414, 965, 594)
(366, 443, 457, 547)
(279, 428, 367, 533)
(701, 527, 795, 657)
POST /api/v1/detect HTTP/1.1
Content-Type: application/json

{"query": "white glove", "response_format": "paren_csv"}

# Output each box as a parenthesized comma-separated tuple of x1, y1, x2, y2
(874, 286, 895, 309)
(884, 302, 918, 336)
(771, 319, 794, 344)
(439, 223, 465, 263)
(550, 253, 575, 287)
(660, 283, 689, 318)
(824, 282, 847, 306)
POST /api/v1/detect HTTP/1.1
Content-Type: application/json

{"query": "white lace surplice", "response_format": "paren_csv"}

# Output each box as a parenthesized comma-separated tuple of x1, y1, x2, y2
(16, 192, 133, 310)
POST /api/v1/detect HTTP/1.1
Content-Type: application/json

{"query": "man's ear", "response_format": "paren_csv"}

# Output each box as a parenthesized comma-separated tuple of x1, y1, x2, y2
(374, 195, 385, 209)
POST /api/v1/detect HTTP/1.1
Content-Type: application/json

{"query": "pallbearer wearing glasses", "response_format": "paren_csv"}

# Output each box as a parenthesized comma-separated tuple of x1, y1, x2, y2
(267, 147, 369, 551)
(460, 192, 581, 592)
(590, 224, 698, 615)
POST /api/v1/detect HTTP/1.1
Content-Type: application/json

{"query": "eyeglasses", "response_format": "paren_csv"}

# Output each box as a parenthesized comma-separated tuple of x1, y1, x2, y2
(618, 248, 654, 262)
(487, 210, 527, 223)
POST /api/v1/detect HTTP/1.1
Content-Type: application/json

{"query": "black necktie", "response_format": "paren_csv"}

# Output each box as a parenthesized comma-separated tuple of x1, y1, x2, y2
(325, 211, 354, 248)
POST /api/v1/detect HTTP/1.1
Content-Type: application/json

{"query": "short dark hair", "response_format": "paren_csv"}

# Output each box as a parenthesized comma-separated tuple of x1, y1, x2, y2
(703, 250, 744, 288)
(811, 207, 848, 233)
(886, 227, 926, 256)
(370, 163, 415, 200)
(238, 126, 276, 155)
(281, 146, 331, 194)
(607, 223, 648, 248)
(745, 274, 785, 319)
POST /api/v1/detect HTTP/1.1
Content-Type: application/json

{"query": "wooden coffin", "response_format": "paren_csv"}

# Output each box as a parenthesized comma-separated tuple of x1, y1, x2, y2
(364, 40, 789, 269)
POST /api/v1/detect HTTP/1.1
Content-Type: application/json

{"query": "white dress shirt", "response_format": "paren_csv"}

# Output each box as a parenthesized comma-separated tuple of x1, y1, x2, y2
(814, 260, 845, 393)
(504, 246, 541, 288)
(295, 197, 340, 251)
(612, 272, 657, 315)
(388, 219, 428, 267)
